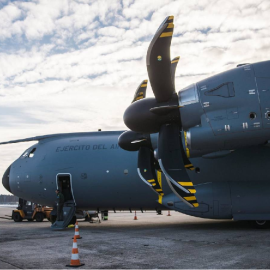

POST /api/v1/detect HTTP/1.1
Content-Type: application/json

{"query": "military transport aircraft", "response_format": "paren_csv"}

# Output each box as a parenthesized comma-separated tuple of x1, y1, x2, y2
(2, 16, 270, 229)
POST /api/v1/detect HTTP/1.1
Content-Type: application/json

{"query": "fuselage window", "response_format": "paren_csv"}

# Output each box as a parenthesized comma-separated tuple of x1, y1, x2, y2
(178, 83, 199, 106)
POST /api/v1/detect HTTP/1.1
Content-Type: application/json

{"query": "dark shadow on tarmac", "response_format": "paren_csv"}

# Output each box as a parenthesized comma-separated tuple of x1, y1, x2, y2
(78, 219, 258, 232)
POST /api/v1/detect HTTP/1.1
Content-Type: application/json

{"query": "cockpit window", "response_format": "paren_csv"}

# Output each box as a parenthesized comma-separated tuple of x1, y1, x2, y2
(21, 149, 30, 158)
(29, 148, 36, 158)
(21, 148, 36, 158)
(178, 83, 199, 106)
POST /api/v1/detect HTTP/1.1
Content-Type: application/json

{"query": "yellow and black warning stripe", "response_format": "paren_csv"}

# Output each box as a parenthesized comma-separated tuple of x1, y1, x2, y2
(171, 56, 180, 64)
(170, 181, 199, 208)
(147, 173, 164, 197)
(166, 15, 174, 24)
(132, 80, 148, 103)
(171, 56, 180, 89)
(178, 181, 196, 194)
(157, 170, 163, 204)
(183, 194, 199, 207)
(159, 16, 174, 38)
(184, 163, 195, 171)
(145, 170, 164, 197)
(140, 79, 148, 87)
(160, 23, 174, 38)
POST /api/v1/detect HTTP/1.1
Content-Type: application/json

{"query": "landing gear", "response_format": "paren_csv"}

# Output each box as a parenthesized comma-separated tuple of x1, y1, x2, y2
(50, 215, 57, 224)
(251, 220, 269, 229)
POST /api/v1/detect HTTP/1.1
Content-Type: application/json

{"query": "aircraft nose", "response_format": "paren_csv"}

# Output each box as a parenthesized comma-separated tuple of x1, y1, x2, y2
(2, 165, 11, 193)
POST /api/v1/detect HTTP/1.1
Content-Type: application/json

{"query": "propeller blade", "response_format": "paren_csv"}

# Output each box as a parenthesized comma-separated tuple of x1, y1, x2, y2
(132, 80, 148, 103)
(122, 16, 198, 209)
(138, 146, 164, 196)
(146, 16, 175, 102)
(171, 56, 180, 89)
(158, 124, 199, 207)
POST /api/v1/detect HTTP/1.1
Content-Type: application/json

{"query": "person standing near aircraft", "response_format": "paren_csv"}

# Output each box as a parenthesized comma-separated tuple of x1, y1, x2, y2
(55, 189, 64, 221)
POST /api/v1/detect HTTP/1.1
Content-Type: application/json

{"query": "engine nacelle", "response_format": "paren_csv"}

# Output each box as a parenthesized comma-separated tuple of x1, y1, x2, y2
(179, 60, 270, 157)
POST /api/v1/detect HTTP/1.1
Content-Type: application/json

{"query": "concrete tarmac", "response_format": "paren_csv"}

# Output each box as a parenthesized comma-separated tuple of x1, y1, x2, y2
(0, 206, 270, 269)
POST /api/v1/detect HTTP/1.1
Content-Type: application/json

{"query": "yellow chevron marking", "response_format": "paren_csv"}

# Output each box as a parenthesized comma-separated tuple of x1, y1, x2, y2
(135, 96, 143, 101)
(155, 189, 162, 192)
(184, 196, 196, 201)
(171, 59, 179, 64)
(152, 183, 156, 186)
(193, 203, 199, 207)
(167, 23, 174, 29)
(140, 84, 147, 87)
(188, 189, 196, 194)
(138, 92, 144, 95)
(158, 195, 163, 204)
(148, 179, 155, 183)
(143, 80, 148, 83)
(168, 16, 174, 20)
(178, 182, 193, 186)
(160, 32, 173, 38)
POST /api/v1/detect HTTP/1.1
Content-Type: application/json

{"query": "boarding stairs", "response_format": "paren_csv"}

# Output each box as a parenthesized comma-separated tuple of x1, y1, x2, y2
(51, 200, 76, 230)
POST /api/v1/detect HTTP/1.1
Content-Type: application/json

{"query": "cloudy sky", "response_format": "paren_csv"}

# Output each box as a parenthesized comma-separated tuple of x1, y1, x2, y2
(0, 0, 270, 194)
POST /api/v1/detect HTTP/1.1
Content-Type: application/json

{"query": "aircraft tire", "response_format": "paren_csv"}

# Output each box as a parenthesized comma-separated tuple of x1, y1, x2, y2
(13, 212, 22, 222)
(251, 220, 269, 229)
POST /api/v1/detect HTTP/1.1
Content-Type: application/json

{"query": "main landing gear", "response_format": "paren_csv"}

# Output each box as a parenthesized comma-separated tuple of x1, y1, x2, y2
(250, 220, 270, 229)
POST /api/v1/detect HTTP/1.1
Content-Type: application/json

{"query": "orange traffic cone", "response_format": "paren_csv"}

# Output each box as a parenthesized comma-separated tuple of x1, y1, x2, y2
(72, 221, 82, 239)
(167, 211, 171, 216)
(66, 237, 84, 267)
(134, 210, 138, 220)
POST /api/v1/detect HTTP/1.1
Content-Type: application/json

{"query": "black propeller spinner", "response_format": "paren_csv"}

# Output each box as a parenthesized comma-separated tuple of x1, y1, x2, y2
(119, 16, 199, 208)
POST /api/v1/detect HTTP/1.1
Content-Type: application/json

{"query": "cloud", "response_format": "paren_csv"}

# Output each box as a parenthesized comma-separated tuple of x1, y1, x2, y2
(1, 0, 270, 194)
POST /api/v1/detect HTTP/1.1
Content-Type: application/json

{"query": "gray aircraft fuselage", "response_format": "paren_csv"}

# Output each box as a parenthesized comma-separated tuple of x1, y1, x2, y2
(2, 60, 270, 222)
(3, 130, 270, 221)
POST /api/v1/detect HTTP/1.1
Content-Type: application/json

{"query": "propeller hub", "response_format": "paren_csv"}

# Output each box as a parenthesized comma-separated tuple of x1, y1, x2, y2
(118, 130, 152, 151)
(124, 95, 181, 134)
